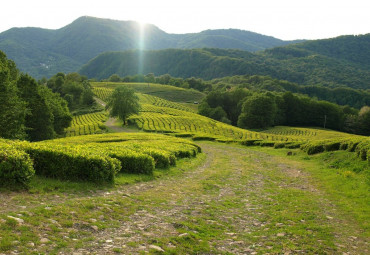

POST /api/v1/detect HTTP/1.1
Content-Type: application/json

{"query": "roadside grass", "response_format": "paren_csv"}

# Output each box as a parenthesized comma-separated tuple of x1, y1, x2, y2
(251, 146, 370, 234)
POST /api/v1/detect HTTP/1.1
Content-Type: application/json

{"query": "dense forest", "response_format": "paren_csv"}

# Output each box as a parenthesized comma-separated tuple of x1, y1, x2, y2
(198, 89, 370, 135)
(0, 51, 100, 141)
(0, 51, 72, 141)
(80, 45, 370, 89)
(102, 73, 370, 109)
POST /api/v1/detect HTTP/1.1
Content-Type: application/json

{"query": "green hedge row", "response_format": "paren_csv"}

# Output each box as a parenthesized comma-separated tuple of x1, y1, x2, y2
(18, 143, 121, 183)
(0, 144, 35, 187)
(301, 138, 370, 161)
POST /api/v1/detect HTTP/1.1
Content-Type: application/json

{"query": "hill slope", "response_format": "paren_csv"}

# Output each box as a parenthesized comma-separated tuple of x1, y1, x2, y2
(0, 16, 296, 78)
(80, 46, 370, 89)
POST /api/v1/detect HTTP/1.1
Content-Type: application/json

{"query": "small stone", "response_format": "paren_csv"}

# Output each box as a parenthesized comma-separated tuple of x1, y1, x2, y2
(178, 233, 188, 237)
(40, 238, 49, 243)
(277, 233, 285, 237)
(326, 216, 333, 220)
(226, 232, 236, 236)
(90, 218, 97, 223)
(91, 225, 99, 231)
(7, 216, 24, 224)
(106, 239, 113, 243)
(27, 242, 35, 247)
(149, 245, 164, 252)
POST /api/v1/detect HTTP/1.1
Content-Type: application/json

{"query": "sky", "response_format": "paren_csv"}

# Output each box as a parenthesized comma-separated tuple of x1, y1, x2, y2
(1, 0, 369, 40)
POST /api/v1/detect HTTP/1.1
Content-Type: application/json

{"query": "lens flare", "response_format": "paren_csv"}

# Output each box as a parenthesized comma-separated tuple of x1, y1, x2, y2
(138, 22, 145, 75)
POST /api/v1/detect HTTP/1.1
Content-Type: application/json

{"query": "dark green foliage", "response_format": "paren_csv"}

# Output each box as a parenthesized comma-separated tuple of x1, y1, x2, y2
(357, 107, 370, 135)
(0, 51, 27, 139)
(0, 51, 71, 141)
(46, 72, 97, 117)
(210, 75, 370, 109)
(0, 144, 35, 187)
(38, 86, 72, 135)
(237, 94, 277, 129)
(106, 86, 140, 125)
(17, 74, 54, 141)
(80, 41, 370, 89)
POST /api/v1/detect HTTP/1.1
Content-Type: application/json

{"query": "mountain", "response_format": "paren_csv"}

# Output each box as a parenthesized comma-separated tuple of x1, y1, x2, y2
(79, 42, 370, 89)
(0, 16, 297, 79)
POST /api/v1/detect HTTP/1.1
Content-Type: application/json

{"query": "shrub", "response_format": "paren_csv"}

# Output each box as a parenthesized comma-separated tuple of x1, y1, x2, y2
(301, 141, 325, 155)
(323, 141, 341, 152)
(240, 140, 262, 146)
(355, 140, 370, 161)
(107, 150, 155, 174)
(192, 135, 216, 141)
(274, 142, 286, 149)
(19, 143, 120, 183)
(0, 145, 35, 187)
(285, 142, 304, 149)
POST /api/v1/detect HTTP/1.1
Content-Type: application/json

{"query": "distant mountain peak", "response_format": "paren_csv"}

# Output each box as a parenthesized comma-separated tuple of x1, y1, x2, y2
(0, 16, 300, 78)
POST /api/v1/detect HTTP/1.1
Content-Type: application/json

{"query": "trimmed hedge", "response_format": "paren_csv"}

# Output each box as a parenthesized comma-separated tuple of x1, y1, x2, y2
(0, 145, 35, 187)
(106, 150, 155, 174)
(19, 143, 121, 183)
(300, 138, 370, 161)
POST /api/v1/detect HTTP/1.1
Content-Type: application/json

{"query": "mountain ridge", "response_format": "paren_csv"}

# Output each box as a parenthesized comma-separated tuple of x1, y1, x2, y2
(0, 16, 301, 78)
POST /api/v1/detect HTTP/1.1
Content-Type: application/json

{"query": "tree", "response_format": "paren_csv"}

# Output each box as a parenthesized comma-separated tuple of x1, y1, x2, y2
(0, 51, 27, 139)
(17, 74, 54, 141)
(237, 94, 277, 129)
(357, 106, 370, 135)
(105, 86, 140, 125)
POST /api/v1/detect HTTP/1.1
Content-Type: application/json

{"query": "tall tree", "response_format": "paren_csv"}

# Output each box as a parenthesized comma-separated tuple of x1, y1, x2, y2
(237, 94, 277, 129)
(17, 74, 54, 141)
(105, 86, 140, 125)
(0, 51, 27, 139)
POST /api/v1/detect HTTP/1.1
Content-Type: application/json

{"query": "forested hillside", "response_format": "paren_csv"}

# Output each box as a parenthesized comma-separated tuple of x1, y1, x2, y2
(79, 46, 370, 89)
(0, 16, 295, 78)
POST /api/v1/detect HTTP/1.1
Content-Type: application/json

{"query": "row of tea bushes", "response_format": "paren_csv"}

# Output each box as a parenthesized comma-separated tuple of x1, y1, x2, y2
(0, 133, 202, 187)
(299, 138, 370, 161)
(0, 142, 35, 187)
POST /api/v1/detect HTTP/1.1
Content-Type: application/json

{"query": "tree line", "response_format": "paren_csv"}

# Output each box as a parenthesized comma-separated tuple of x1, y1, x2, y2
(0, 51, 100, 141)
(198, 89, 370, 136)
(105, 73, 370, 110)
(0, 51, 72, 141)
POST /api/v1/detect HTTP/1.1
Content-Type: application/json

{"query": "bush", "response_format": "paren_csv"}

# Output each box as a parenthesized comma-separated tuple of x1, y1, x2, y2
(192, 135, 216, 141)
(355, 140, 370, 161)
(107, 150, 155, 174)
(301, 141, 325, 155)
(19, 143, 120, 183)
(240, 140, 262, 146)
(0, 146, 35, 187)
(323, 141, 341, 152)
